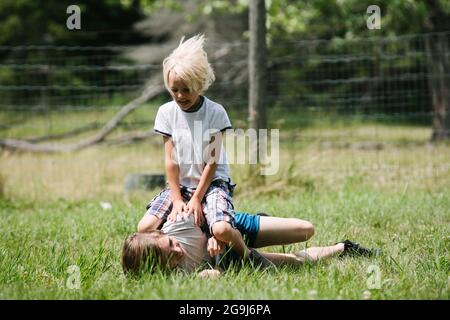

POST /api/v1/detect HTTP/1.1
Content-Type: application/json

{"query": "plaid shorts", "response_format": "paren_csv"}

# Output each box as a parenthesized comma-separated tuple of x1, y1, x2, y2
(145, 179, 236, 232)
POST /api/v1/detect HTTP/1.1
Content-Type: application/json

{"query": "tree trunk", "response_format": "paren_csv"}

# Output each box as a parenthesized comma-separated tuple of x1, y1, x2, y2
(0, 84, 164, 152)
(249, 0, 267, 131)
(424, 0, 450, 141)
(426, 34, 450, 141)
(249, 0, 267, 180)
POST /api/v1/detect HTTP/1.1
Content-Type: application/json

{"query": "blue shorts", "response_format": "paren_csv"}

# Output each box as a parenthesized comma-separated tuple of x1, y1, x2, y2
(234, 212, 261, 248)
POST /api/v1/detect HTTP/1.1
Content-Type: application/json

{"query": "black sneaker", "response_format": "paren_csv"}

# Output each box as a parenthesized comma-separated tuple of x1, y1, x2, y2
(248, 248, 277, 270)
(340, 240, 381, 257)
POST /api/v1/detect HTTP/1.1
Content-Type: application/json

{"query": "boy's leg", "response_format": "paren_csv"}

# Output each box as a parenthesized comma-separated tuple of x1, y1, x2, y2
(203, 183, 250, 260)
(211, 221, 250, 259)
(253, 216, 315, 248)
(137, 188, 173, 232)
(212, 222, 275, 269)
(294, 243, 344, 262)
(260, 243, 345, 266)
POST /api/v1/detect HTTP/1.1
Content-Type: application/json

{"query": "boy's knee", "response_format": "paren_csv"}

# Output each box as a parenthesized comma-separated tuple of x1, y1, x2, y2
(212, 221, 233, 240)
(294, 219, 315, 240)
(303, 221, 315, 240)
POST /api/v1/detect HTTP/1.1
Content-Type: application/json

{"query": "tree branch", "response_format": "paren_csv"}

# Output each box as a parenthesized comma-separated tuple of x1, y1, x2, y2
(0, 84, 165, 152)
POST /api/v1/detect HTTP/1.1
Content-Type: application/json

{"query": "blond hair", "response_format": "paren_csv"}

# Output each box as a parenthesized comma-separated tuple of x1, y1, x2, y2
(121, 231, 164, 275)
(163, 34, 215, 94)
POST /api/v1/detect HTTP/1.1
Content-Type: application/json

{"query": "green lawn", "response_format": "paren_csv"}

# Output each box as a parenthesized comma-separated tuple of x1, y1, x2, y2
(0, 188, 448, 299)
(0, 107, 449, 299)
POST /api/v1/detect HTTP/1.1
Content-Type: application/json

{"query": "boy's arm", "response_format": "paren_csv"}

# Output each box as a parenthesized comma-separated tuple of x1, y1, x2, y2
(137, 214, 163, 232)
(186, 164, 217, 226)
(187, 132, 224, 225)
(163, 136, 186, 221)
(192, 162, 218, 201)
(192, 131, 223, 200)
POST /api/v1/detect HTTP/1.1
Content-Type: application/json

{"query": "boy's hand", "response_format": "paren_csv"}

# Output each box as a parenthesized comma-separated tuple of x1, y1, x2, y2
(186, 196, 204, 226)
(168, 199, 186, 222)
(207, 236, 225, 257)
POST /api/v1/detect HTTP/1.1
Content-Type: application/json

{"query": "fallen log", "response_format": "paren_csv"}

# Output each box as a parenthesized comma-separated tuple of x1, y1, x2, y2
(0, 84, 165, 153)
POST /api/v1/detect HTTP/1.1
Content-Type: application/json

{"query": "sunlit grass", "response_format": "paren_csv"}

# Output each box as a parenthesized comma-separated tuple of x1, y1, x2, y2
(0, 188, 448, 299)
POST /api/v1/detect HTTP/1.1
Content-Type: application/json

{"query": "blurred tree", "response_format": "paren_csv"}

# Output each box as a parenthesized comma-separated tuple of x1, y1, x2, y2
(188, 0, 449, 139)
(0, 0, 144, 47)
(0, 0, 147, 110)
(1, 0, 448, 137)
(180, 0, 438, 38)
(423, 0, 449, 141)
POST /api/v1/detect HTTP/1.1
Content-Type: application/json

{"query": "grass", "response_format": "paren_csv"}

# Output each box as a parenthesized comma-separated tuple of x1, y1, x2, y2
(0, 106, 449, 299)
(0, 189, 448, 299)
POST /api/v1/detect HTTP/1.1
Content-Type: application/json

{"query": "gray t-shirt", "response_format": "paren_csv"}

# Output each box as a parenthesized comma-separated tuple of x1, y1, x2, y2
(161, 214, 211, 273)
(154, 96, 232, 188)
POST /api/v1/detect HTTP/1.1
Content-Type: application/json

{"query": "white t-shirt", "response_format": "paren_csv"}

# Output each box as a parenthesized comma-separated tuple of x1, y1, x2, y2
(161, 214, 211, 273)
(154, 96, 232, 188)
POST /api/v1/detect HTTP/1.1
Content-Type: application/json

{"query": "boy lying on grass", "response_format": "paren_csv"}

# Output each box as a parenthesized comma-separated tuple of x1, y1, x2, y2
(122, 211, 380, 277)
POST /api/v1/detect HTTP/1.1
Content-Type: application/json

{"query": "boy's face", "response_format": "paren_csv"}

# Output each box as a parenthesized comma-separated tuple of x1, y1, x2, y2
(158, 234, 185, 269)
(168, 71, 201, 111)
